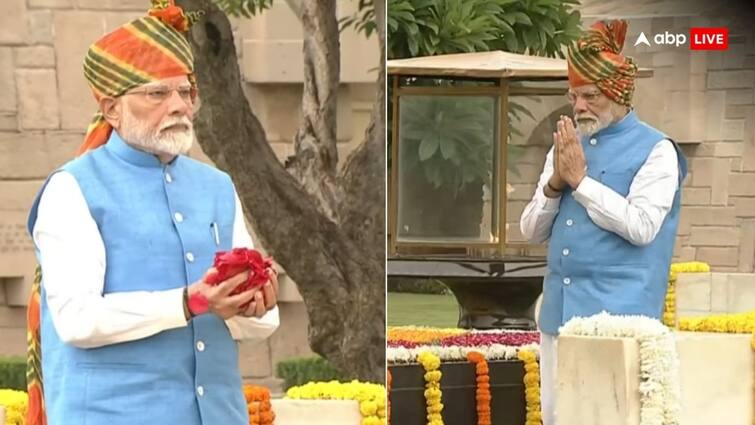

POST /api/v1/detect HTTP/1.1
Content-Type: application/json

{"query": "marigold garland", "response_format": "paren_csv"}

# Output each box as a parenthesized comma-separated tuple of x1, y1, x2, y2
(679, 310, 755, 334)
(243, 384, 275, 425)
(517, 350, 542, 425)
(467, 351, 491, 425)
(662, 262, 710, 327)
(418, 351, 444, 425)
(387, 369, 391, 425)
(388, 327, 466, 344)
(0, 389, 28, 425)
(285, 380, 386, 425)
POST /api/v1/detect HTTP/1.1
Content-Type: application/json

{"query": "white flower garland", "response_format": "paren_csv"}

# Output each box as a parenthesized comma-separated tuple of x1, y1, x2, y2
(387, 342, 540, 364)
(559, 311, 681, 425)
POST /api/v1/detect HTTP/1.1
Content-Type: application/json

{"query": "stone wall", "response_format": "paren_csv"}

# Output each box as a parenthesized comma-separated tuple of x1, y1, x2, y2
(585, 9, 755, 272)
(0, 0, 379, 390)
(621, 15, 755, 273)
(676, 272, 755, 317)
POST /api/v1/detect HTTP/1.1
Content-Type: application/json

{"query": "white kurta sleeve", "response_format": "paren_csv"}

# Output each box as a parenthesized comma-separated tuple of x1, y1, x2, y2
(572, 139, 679, 246)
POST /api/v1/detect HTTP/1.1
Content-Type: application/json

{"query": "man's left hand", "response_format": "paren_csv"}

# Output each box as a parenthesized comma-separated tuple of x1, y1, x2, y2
(556, 115, 587, 189)
(239, 268, 279, 318)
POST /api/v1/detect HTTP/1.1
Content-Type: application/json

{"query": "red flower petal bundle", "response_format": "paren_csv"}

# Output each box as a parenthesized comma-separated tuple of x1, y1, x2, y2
(206, 248, 274, 299)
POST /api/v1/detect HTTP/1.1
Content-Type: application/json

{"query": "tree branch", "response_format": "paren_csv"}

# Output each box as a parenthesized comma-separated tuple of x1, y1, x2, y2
(284, 0, 342, 222)
(177, 0, 385, 382)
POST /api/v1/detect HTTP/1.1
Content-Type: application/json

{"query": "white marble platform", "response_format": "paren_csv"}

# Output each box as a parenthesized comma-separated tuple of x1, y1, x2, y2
(557, 331, 753, 425)
(271, 399, 362, 425)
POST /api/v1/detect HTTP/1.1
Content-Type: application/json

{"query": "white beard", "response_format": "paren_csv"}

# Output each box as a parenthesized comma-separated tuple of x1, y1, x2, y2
(575, 114, 611, 138)
(575, 103, 626, 138)
(119, 105, 194, 157)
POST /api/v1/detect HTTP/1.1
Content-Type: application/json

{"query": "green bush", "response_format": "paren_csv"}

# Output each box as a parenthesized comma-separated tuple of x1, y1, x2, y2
(275, 357, 347, 391)
(388, 278, 449, 294)
(0, 357, 26, 390)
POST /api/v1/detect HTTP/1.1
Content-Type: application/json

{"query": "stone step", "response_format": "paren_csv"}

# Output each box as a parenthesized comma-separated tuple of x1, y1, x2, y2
(271, 399, 361, 425)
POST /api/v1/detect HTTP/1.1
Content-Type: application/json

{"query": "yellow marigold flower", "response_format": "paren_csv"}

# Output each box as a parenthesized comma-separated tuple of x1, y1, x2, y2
(388, 326, 466, 343)
(0, 389, 28, 425)
(418, 351, 441, 370)
(524, 373, 540, 386)
(417, 350, 444, 424)
(360, 400, 378, 416)
(679, 311, 755, 334)
(517, 350, 536, 362)
(362, 416, 382, 425)
(670, 261, 710, 274)
(285, 380, 386, 424)
(428, 403, 443, 414)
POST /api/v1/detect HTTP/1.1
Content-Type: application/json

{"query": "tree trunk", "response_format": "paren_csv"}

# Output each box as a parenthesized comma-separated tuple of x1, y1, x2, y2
(338, 0, 385, 264)
(284, 0, 342, 222)
(175, 0, 385, 383)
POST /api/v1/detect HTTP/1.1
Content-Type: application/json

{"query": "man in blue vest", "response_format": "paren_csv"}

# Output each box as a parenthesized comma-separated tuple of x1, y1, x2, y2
(520, 20, 687, 425)
(26, 2, 279, 424)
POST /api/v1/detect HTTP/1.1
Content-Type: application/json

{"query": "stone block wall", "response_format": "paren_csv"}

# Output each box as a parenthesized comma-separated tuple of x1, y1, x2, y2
(580, 10, 755, 272)
(676, 272, 755, 317)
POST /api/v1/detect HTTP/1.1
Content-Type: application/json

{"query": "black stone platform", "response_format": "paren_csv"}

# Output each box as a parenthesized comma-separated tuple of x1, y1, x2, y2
(389, 360, 526, 425)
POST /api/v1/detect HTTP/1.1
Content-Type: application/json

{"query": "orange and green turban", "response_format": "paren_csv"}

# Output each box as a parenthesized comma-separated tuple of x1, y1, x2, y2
(567, 19, 638, 106)
(78, 0, 202, 156)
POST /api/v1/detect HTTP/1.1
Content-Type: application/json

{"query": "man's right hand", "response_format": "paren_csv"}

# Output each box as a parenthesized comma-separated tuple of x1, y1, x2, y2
(187, 268, 259, 320)
(546, 130, 567, 196)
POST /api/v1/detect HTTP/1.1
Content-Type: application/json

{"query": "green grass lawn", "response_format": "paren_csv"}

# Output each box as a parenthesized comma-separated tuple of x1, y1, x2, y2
(387, 292, 460, 328)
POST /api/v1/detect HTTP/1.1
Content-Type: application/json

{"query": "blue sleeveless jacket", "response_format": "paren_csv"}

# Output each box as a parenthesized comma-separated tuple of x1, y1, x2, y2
(27, 132, 248, 425)
(539, 111, 687, 335)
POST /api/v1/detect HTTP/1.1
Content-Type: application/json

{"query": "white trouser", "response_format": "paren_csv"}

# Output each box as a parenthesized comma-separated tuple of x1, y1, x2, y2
(539, 332, 558, 425)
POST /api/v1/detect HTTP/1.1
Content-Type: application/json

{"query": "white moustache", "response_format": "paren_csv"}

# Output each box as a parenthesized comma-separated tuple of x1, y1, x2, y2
(160, 118, 192, 132)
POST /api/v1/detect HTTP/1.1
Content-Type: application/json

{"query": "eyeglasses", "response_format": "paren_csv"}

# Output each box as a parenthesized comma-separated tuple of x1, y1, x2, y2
(124, 85, 197, 105)
(566, 90, 604, 106)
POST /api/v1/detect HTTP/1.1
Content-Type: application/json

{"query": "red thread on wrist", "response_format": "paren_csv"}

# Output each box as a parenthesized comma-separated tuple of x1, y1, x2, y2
(188, 292, 209, 316)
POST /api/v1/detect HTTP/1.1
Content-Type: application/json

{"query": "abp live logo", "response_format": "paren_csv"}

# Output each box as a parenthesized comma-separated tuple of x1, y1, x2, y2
(690, 28, 728, 50)
(634, 27, 728, 50)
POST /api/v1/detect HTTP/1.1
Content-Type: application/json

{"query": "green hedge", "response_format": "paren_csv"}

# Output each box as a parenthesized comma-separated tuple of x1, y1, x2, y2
(275, 356, 347, 391)
(387, 278, 449, 295)
(0, 357, 26, 390)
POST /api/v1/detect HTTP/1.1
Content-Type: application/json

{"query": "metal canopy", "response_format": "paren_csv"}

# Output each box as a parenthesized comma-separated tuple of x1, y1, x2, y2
(387, 50, 653, 79)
